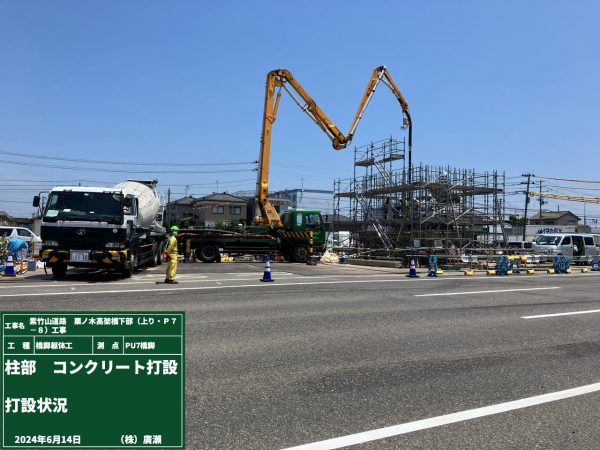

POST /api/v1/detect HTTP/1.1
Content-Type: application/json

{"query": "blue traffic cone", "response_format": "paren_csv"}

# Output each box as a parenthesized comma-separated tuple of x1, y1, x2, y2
(4, 254, 15, 277)
(260, 255, 274, 282)
(407, 258, 419, 278)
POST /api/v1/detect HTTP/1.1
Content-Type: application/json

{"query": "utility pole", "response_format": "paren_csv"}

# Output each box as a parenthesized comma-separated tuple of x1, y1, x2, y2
(539, 180, 542, 226)
(167, 188, 171, 228)
(522, 173, 533, 241)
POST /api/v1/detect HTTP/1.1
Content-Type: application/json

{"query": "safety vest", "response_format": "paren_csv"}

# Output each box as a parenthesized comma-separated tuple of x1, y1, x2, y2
(166, 235, 178, 256)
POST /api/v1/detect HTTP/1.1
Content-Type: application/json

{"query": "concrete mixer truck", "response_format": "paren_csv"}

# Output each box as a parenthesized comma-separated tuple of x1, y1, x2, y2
(34, 180, 167, 279)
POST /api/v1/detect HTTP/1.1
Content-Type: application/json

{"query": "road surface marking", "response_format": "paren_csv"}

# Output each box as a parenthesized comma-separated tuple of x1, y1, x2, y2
(0, 279, 413, 298)
(0, 273, 397, 291)
(0, 277, 209, 290)
(3, 271, 595, 291)
(283, 381, 600, 450)
(522, 308, 600, 319)
(414, 287, 560, 297)
(0, 277, 508, 298)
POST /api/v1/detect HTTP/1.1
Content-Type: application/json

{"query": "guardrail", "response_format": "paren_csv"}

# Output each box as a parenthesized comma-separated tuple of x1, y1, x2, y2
(329, 246, 591, 270)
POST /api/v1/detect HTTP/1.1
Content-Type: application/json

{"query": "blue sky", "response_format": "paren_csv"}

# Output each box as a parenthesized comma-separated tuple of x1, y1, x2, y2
(1, 0, 600, 220)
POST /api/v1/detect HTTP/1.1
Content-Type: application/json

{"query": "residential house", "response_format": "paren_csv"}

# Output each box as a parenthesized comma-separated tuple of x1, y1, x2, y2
(528, 211, 580, 226)
(194, 193, 248, 226)
(0, 211, 16, 226)
(166, 196, 197, 225)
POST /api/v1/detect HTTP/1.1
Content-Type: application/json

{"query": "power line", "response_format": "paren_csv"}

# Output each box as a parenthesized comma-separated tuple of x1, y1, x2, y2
(0, 178, 114, 183)
(536, 175, 600, 184)
(0, 150, 255, 167)
(1, 160, 251, 174)
(164, 178, 256, 187)
(0, 199, 33, 204)
(541, 183, 600, 192)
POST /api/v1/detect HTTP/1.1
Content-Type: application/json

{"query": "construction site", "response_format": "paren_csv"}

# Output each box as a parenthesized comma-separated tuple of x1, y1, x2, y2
(332, 137, 506, 258)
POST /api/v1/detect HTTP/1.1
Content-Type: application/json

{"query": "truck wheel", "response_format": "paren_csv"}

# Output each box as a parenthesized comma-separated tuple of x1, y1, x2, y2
(156, 242, 163, 266)
(291, 244, 309, 263)
(122, 252, 137, 278)
(149, 244, 158, 267)
(196, 245, 220, 263)
(51, 264, 67, 279)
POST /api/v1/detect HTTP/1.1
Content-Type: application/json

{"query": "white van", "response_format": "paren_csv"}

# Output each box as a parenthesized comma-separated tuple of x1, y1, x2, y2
(0, 226, 42, 254)
(532, 233, 597, 263)
(507, 240, 533, 250)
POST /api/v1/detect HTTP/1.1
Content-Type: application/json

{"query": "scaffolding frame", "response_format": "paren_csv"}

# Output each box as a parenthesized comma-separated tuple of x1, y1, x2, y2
(333, 137, 506, 252)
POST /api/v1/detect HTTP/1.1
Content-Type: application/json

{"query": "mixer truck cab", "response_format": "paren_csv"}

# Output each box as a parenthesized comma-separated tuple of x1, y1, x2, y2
(34, 180, 167, 279)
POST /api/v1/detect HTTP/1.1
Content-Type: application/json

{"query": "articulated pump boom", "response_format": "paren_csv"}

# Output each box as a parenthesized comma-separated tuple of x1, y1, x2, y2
(256, 66, 412, 227)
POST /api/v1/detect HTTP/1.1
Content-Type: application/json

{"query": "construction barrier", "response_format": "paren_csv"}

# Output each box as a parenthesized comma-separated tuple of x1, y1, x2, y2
(495, 256, 510, 276)
(427, 255, 438, 277)
(220, 253, 233, 262)
(553, 256, 570, 274)
(510, 259, 520, 274)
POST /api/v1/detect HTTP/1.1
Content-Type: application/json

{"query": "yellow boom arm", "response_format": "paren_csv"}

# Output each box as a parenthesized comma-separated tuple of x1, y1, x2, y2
(256, 66, 412, 227)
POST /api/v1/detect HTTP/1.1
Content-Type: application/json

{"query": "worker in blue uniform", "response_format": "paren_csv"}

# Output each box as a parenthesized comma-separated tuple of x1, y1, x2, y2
(7, 237, 28, 261)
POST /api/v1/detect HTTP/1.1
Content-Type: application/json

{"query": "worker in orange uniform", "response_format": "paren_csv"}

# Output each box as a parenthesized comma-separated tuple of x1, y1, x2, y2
(164, 225, 179, 284)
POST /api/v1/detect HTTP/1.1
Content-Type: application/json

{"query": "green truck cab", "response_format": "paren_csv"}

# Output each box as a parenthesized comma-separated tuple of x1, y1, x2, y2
(278, 209, 326, 262)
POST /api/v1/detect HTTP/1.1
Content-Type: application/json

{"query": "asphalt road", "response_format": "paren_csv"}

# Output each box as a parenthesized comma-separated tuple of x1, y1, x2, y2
(1, 262, 599, 449)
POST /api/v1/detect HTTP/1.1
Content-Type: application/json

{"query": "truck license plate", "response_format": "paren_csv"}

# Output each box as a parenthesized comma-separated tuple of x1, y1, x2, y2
(70, 250, 90, 262)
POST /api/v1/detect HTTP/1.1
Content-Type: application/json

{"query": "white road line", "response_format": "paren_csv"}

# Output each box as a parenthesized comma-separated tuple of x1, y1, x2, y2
(0, 272, 592, 297)
(0, 274, 394, 291)
(414, 287, 561, 297)
(522, 308, 600, 319)
(0, 278, 444, 298)
(283, 381, 600, 450)
(0, 277, 209, 290)
(2, 271, 597, 291)
(231, 272, 294, 276)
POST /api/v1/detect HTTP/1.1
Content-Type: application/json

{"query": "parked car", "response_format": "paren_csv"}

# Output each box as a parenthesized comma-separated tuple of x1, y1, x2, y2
(532, 233, 597, 263)
(506, 240, 533, 250)
(0, 226, 42, 254)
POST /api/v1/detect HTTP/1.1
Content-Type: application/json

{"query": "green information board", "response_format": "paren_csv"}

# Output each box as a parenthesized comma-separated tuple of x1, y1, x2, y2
(1, 312, 185, 448)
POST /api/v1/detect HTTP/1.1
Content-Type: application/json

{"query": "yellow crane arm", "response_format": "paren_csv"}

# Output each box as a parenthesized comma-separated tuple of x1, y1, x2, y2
(256, 66, 412, 227)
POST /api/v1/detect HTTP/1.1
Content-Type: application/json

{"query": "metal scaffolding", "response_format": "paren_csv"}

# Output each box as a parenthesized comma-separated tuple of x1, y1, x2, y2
(333, 137, 506, 252)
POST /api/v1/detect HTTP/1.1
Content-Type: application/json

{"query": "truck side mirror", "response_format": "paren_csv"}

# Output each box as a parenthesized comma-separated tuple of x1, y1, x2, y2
(124, 197, 133, 208)
(33, 196, 40, 207)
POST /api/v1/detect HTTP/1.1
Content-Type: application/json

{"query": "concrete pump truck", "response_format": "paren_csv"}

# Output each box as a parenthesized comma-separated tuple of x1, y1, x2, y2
(182, 65, 412, 263)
